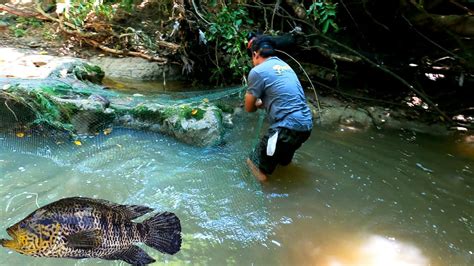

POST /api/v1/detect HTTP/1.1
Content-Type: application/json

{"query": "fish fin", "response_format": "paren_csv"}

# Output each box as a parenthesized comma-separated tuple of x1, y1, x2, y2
(66, 229, 102, 249)
(103, 245, 155, 265)
(58, 197, 153, 220)
(143, 212, 181, 255)
(109, 204, 154, 220)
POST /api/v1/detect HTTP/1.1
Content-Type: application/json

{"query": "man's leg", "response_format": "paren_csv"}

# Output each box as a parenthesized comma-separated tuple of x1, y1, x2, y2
(247, 129, 278, 182)
(277, 128, 311, 166)
(246, 158, 268, 182)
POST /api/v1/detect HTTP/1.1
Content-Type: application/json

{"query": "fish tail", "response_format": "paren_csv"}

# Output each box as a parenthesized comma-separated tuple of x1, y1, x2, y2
(142, 212, 181, 255)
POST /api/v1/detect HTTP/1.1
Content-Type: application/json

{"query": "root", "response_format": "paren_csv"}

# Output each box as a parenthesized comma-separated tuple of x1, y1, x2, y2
(4, 100, 19, 122)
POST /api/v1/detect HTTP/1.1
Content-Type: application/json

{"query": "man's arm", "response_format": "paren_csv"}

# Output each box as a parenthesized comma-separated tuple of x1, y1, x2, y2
(246, 69, 264, 112)
(245, 92, 264, 112)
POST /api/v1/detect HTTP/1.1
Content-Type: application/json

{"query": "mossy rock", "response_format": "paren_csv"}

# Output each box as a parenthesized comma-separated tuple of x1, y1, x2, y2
(1, 78, 227, 146)
(48, 62, 105, 85)
(73, 63, 105, 84)
(129, 102, 224, 146)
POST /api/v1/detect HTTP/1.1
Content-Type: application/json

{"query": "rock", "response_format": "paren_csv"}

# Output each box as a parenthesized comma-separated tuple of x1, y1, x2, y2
(0, 47, 80, 79)
(319, 106, 371, 129)
(165, 107, 223, 146)
(312, 96, 451, 135)
(126, 103, 224, 146)
(366, 106, 392, 126)
(0, 79, 225, 146)
(88, 56, 182, 81)
(48, 61, 105, 84)
(88, 94, 110, 108)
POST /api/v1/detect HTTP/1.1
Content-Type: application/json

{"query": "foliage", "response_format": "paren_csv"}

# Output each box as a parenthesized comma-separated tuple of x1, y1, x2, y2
(8, 17, 43, 38)
(42, 28, 59, 41)
(9, 26, 26, 38)
(206, 6, 253, 83)
(17, 17, 43, 28)
(306, 0, 339, 33)
(65, 0, 129, 27)
(67, 1, 108, 27)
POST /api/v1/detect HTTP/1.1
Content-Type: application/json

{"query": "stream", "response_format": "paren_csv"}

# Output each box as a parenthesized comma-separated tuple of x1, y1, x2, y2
(0, 97, 473, 265)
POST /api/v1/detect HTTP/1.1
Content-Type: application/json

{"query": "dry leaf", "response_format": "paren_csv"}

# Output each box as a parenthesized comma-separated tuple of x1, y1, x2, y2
(33, 62, 47, 67)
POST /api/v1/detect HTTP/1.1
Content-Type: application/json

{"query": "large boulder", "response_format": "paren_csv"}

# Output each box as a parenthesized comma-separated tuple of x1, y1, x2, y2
(0, 61, 225, 146)
(88, 56, 182, 81)
(121, 103, 224, 146)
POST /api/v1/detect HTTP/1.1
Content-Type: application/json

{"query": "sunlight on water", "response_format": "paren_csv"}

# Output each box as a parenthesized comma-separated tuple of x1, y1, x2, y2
(0, 111, 473, 265)
(324, 235, 429, 266)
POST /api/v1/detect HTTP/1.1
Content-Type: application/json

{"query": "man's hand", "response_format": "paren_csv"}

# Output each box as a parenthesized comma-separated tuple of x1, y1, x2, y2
(255, 99, 263, 108)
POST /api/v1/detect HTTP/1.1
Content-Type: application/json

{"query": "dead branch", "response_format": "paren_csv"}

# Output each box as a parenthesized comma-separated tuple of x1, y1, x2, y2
(0, 4, 47, 19)
(448, 0, 474, 15)
(157, 41, 181, 54)
(84, 39, 167, 64)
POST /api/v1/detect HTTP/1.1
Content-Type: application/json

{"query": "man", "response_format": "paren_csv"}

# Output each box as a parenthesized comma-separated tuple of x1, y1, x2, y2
(245, 35, 313, 182)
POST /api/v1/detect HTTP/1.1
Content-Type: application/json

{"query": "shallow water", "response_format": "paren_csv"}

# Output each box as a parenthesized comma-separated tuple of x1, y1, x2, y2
(0, 109, 473, 265)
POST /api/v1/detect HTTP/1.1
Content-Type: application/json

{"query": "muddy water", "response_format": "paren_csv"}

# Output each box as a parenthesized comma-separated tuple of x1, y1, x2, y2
(0, 109, 473, 265)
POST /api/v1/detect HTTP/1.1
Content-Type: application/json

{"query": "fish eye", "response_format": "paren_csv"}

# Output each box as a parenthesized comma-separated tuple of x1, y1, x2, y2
(19, 222, 27, 229)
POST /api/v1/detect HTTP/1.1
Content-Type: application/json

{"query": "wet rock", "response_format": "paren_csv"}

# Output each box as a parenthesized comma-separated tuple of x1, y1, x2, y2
(310, 97, 450, 135)
(88, 56, 182, 81)
(125, 103, 224, 146)
(318, 106, 371, 129)
(48, 61, 105, 84)
(366, 106, 393, 126)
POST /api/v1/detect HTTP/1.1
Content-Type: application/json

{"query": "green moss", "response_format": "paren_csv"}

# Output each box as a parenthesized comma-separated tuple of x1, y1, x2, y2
(28, 90, 76, 132)
(132, 104, 208, 125)
(182, 105, 205, 120)
(213, 109, 223, 125)
(73, 63, 105, 84)
(215, 102, 234, 113)
(38, 84, 97, 98)
(60, 102, 80, 121)
(132, 105, 167, 123)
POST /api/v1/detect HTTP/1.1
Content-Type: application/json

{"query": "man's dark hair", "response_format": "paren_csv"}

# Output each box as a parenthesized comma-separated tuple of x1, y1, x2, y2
(250, 35, 276, 58)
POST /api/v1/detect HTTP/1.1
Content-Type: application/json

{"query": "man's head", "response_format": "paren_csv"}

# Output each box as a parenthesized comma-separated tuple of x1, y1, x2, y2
(247, 35, 276, 66)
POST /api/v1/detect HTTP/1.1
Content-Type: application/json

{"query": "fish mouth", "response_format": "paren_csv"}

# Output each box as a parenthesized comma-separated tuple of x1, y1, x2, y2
(1, 228, 16, 248)
(0, 238, 8, 247)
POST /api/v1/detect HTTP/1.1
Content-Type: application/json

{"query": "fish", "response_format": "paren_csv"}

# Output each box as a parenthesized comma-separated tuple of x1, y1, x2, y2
(0, 197, 181, 265)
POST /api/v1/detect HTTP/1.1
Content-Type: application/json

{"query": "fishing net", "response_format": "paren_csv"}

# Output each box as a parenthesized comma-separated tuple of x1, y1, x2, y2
(0, 78, 274, 266)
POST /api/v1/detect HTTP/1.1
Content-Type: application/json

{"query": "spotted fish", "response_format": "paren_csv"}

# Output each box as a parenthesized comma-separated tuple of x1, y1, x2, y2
(0, 197, 181, 265)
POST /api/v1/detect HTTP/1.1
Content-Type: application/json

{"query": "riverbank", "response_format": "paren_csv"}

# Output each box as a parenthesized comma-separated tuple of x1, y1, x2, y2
(0, 46, 472, 147)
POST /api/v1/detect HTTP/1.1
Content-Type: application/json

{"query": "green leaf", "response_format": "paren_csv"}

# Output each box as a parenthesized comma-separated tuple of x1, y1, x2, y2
(322, 20, 330, 33)
(235, 19, 242, 27)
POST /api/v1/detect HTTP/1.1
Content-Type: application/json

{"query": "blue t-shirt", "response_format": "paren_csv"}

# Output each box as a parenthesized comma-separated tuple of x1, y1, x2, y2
(247, 56, 313, 131)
